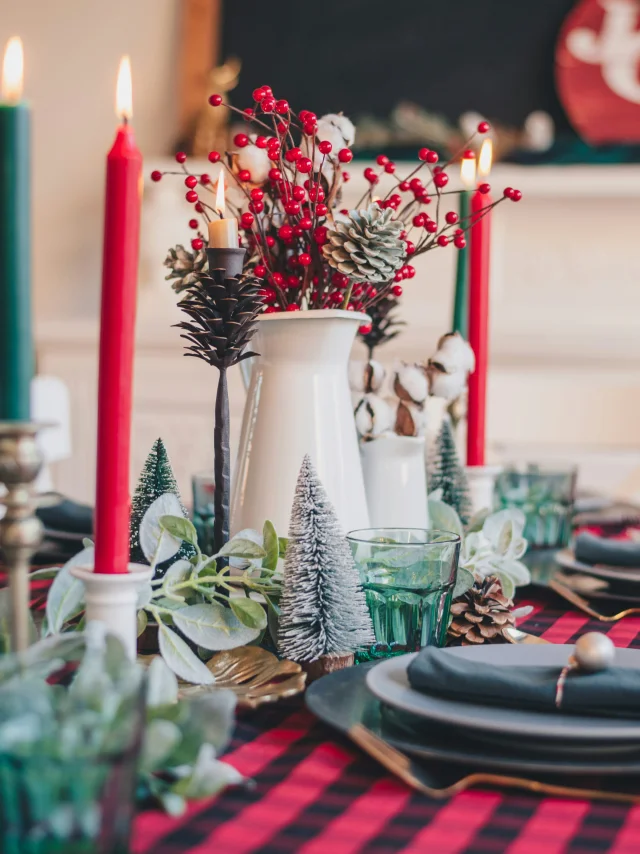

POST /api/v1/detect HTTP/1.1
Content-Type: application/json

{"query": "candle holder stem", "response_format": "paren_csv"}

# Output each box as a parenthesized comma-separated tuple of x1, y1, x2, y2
(0, 423, 45, 653)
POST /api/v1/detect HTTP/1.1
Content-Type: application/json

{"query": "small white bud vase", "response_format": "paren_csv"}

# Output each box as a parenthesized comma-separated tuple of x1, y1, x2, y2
(360, 435, 429, 529)
(465, 464, 502, 516)
(231, 310, 370, 535)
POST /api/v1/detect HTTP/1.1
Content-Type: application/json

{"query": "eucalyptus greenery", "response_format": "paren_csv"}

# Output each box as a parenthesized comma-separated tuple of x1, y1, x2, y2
(44, 501, 286, 684)
(0, 625, 242, 825)
(427, 493, 531, 600)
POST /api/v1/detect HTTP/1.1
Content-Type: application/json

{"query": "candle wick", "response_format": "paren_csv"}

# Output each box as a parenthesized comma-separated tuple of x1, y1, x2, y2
(121, 114, 129, 126)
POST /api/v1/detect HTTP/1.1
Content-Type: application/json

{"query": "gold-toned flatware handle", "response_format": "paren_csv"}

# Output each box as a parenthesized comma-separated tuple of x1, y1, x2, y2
(349, 724, 640, 804)
(502, 627, 550, 645)
(549, 579, 640, 622)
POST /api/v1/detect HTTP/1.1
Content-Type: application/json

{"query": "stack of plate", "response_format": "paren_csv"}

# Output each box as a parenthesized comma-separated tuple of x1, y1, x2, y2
(307, 645, 640, 777)
(556, 548, 640, 603)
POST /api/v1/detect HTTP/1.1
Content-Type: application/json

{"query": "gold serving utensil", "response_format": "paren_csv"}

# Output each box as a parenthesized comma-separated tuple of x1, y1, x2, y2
(180, 646, 307, 708)
(349, 724, 640, 804)
(502, 627, 550, 645)
(549, 578, 640, 622)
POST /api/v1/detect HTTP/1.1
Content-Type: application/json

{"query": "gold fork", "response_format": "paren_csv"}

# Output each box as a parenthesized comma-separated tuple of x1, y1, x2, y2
(349, 724, 640, 804)
(549, 578, 640, 622)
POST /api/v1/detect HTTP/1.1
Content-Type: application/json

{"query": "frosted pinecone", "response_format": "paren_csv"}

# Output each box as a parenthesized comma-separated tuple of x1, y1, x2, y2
(164, 244, 208, 294)
(322, 205, 405, 283)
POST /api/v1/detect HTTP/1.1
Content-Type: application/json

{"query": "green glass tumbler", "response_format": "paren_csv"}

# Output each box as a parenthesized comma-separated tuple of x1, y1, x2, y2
(347, 528, 460, 660)
(495, 464, 577, 549)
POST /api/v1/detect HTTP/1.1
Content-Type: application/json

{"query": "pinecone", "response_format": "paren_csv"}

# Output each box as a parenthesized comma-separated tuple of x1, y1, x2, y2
(164, 244, 208, 294)
(322, 204, 405, 283)
(175, 268, 263, 369)
(448, 576, 515, 645)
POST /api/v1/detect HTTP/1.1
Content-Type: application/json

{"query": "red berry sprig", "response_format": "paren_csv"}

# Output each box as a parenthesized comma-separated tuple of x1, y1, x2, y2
(154, 95, 521, 314)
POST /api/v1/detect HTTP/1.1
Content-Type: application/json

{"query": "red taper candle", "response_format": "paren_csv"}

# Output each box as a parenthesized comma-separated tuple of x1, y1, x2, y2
(466, 139, 492, 468)
(94, 56, 142, 574)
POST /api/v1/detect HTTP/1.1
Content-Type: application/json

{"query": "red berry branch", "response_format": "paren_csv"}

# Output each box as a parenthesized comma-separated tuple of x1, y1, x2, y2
(154, 85, 521, 324)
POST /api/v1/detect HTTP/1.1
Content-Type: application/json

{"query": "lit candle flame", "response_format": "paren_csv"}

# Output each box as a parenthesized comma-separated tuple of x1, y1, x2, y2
(215, 170, 226, 216)
(115, 56, 133, 121)
(2, 37, 24, 103)
(478, 139, 493, 179)
(460, 155, 476, 190)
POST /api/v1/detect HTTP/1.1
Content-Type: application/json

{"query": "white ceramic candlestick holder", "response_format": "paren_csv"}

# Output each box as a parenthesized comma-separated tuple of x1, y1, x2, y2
(465, 465, 502, 517)
(70, 563, 152, 659)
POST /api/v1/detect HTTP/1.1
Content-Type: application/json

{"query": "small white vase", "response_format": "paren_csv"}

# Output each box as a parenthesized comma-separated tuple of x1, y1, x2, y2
(360, 435, 429, 529)
(465, 464, 502, 516)
(231, 310, 370, 536)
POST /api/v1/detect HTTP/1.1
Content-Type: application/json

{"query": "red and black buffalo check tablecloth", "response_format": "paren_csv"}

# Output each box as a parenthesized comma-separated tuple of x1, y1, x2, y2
(132, 591, 640, 854)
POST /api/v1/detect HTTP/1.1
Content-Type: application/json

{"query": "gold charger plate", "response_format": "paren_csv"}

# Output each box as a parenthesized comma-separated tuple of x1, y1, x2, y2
(140, 646, 306, 709)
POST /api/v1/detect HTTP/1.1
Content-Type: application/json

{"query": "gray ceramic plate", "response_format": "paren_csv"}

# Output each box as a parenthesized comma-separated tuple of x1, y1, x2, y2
(306, 664, 640, 776)
(366, 645, 640, 742)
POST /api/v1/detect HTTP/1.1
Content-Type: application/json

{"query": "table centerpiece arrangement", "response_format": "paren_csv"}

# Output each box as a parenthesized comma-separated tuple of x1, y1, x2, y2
(156, 85, 522, 536)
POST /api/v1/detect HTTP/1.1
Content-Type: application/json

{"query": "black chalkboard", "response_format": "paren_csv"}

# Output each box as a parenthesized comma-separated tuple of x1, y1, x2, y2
(222, 0, 640, 163)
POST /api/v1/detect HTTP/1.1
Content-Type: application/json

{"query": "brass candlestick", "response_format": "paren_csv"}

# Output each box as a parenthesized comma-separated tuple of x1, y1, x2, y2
(0, 423, 44, 653)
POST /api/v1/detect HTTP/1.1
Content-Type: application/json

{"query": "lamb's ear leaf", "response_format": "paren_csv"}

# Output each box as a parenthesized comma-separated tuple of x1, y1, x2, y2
(262, 521, 279, 571)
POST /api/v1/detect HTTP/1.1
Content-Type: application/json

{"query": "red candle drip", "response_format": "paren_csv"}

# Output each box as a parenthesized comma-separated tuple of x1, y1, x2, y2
(466, 188, 491, 467)
(94, 122, 142, 574)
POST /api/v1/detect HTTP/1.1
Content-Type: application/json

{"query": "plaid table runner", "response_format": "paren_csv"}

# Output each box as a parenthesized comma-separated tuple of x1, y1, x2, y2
(133, 593, 640, 854)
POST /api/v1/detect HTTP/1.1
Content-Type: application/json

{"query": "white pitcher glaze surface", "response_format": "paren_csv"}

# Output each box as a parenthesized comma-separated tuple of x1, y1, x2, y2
(231, 310, 370, 536)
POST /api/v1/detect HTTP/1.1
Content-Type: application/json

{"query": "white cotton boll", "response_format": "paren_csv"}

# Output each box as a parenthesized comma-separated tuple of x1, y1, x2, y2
(428, 367, 468, 402)
(349, 360, 386, 393)
(354, 393, 394, 440)
(394, 363, 429, 405)
(316, 114, 356, 150)
(236, 144, 271, 184)
(523, 111, 554, 152)
(395, 400, 427, 437)
(459, 111, 488, 141)
(432, 332, 475, 374)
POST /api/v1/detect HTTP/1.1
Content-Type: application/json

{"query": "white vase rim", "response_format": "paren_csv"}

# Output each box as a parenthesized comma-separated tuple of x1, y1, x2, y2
(258, 308, 370, 323)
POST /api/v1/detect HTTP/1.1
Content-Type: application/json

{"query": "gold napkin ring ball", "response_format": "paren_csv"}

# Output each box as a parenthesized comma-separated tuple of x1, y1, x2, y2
(555, 632, 616, 709)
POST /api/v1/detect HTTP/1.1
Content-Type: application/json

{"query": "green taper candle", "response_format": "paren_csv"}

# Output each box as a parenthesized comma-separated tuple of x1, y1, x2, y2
(452, 190, 470, 337)
(0, 37, 32, 421)
(452, 155, 476, 338)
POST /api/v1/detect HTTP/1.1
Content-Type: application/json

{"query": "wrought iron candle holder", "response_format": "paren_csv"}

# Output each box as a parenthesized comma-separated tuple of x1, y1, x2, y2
(0, 422, 45, 653)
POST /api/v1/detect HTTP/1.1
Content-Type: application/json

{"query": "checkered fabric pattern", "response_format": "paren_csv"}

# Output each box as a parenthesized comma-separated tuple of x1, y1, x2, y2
(132, 594, 640, 854)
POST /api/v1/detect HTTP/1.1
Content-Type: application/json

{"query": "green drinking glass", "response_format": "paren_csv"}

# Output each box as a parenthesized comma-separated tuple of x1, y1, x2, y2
(347, 528, 460, 660)
(495, 464, 577, 549)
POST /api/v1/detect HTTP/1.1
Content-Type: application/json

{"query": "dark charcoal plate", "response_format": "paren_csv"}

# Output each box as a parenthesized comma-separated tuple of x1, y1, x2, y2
(306, 663, 640, 776)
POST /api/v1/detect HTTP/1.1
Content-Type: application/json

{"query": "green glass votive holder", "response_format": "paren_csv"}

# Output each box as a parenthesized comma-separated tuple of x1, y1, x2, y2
(347, 528, 460, 660)
(495, 464, 577, 549)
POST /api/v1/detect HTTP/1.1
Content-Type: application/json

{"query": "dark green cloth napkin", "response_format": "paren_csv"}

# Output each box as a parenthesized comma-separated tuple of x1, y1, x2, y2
(575, 532, 640, 569)
(407, 647, 640, 717)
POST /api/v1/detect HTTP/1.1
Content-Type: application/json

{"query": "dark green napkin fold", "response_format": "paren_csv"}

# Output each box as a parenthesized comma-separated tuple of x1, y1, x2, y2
(407, 648, 640, 717)
(575, 532, 640, 569)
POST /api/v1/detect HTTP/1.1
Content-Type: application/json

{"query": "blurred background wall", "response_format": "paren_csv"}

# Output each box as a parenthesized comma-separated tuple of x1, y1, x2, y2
(2, 0, 640, 505)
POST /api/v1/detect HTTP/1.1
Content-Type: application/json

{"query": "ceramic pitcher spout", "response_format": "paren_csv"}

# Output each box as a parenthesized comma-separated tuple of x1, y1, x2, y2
(231, 310, 370, 536)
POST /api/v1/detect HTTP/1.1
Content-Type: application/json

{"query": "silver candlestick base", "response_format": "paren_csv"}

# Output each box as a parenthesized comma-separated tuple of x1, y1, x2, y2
(0, 422, 45, 653)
